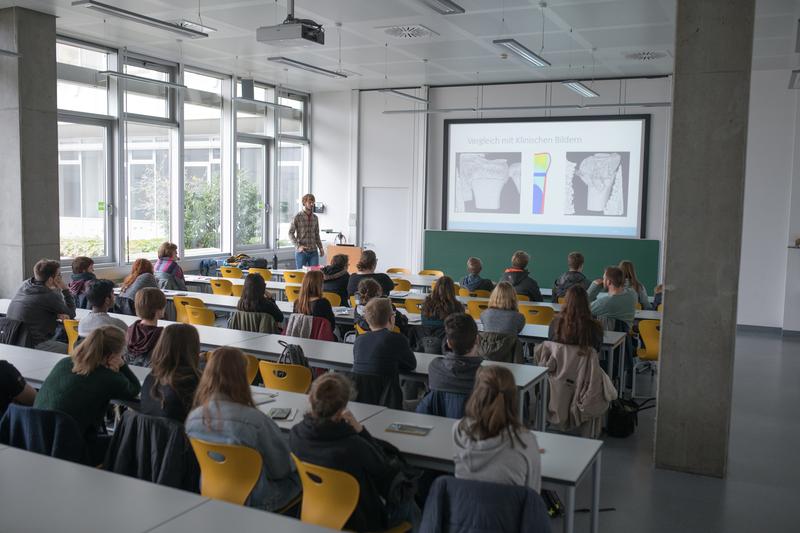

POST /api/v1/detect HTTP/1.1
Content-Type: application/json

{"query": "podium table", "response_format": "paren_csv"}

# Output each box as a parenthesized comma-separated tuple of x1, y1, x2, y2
(325, 245, 363, 273)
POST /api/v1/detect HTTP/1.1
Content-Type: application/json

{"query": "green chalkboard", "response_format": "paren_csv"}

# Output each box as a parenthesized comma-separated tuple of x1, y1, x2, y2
(424, 230, 660, 291)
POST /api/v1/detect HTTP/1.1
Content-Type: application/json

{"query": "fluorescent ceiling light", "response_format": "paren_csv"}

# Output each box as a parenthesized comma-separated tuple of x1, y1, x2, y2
(177, 20, 217, 34)
(71, 1, 209, 39)
(562, 80, 599, 98)
(97, 71, 187, 89)
(383, 101, 671, 114)
(379, 88, 428, 104)
(417, 0, 465, 15)
(790, 70, 800, 90)
(268, 56, 347, 79)
(493, 39, 550, 67)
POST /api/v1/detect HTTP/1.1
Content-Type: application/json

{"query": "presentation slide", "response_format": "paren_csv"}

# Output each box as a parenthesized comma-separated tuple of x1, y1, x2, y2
(444, 116, 648, 238)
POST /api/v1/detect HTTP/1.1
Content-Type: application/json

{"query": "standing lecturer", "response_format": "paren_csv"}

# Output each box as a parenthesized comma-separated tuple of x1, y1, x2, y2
(288, 193, 325, 268)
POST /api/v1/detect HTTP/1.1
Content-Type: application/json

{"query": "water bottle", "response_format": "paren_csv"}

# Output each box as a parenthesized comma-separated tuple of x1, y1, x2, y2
(272, 253, 278, 270)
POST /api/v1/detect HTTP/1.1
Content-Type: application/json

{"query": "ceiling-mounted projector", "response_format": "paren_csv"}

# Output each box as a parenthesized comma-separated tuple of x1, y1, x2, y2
(256, 0, 324, 47)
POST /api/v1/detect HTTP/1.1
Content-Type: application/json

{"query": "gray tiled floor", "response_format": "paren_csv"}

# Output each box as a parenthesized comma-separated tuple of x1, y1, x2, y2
(550, 330, 800, 533)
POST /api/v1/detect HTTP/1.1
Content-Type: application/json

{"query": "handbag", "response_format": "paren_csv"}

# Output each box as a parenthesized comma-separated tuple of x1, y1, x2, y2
(606, 397, 655, 438)
(277, 340, 309, 368)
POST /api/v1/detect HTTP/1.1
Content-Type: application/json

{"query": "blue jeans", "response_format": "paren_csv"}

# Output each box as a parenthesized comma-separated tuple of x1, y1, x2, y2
(295, 249, 319, 268)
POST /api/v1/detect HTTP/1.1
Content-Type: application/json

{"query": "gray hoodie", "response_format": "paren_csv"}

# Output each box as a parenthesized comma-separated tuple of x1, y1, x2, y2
(7, 278, 76, 347)
(452, 419, 542, 493)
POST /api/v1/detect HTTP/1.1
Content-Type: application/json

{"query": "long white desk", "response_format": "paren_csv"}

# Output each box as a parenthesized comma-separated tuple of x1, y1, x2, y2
(362, 408, 602, 533)
(254, 388, 385, 432)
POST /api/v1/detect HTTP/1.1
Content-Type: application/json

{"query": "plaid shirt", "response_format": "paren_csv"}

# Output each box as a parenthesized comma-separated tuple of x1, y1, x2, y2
(288, 210, 323, 252)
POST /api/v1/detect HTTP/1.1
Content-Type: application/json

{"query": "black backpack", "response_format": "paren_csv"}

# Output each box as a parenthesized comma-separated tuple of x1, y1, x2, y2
(277, 340, 309, 368)
(606, 397, 655, 438)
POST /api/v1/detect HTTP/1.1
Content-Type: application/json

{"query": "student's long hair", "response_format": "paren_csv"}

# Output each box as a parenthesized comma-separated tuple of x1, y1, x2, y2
(121, 258, 154, 291)
(192, 347, 254, 430)
(487, 281, 518, 311)
(72, 326, 125, 376)
(459, 366, 526, 447)
(422, 276, 463, 320)
(295, 270, 324, 315)
(618, 260, 642, 293)
(149, 323, 201, 410)
(357, 278, 381, 306)
(553, 285, 603, 352)
(238, 273, 268, 312)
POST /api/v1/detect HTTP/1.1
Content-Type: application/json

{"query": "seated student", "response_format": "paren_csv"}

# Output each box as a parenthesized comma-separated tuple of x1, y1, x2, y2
(499, 251, 543, 302)
(119, 258, 158, 302)
(353, 298, 416, 407)
(322, 254, 351, 307)
(293, 270, 336, 332)
(552, 251, 590, 302)
(69, 256, 96, 309)
(587, 266, 637, 329)
(125, 288, 166, 367)
(421, 276, 465, 335)
(354, 278, 409, 335)
(77, 280, 127, 337)
(186, 347, 300, 512)
(618, 260, 651, 310)
(460, 257, 494, 293)
(346, 250, 395, 297)
(290, 373, 421, 532)
(154, 242, 187, 291)
(34, 326, 140, 457)
(7, 259, 77, 353)
(549, 285, 604, 354)
(652, 284, 663, 309)
(140, 323, 200, 422)
(453, 365, 542, 493)
(417, 313, 482, 418)
(480, 281, 525, 336)
(237, 273, 284, 328)
(0, 360, 36, 416)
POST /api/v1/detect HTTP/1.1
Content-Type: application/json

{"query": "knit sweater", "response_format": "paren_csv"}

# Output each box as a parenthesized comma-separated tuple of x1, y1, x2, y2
(77, 311, 128, 337)
(479, 308, 525, 335)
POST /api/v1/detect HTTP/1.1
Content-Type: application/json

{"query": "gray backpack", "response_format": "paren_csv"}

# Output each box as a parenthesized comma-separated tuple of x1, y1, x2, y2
(277, 340, 309, 368)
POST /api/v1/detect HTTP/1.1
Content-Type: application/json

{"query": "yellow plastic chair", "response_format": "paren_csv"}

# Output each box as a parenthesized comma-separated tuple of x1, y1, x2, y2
(386, 267, 411, 275)
(521, 305, 555, 325)
(220, 266, 243, 279)
(245, 354, 259, 385)
(210, 279, 233, 296)
(354, 323, 367, 335)
(517, 294, 530, 302)
(284, 271, 305, 283)
(190, 438, 262, 505)
(557, 297, 566, 305)
(466, 300, 488, 320)
(286, 285, 302, 302)
(657, 303, 663, 312)
(186, 305, 216, 327)
(322, 292, 341, 307)
(418, 269, 444, 277)
(404, 299, 424, 314)
(458, 287, 471, 297)
(349, 295, 356, 308)
(174, 296, 204, 324)
(473, 289, 491, 298)
(634, 319, 660, 398)
(635, 302, 643, 310)
(393, 279, 411, 292)
(64, 319, 80, 355)
(231, 284, 243, 297)
(259, 361, 312, 393)
(248, 267, 272, 281)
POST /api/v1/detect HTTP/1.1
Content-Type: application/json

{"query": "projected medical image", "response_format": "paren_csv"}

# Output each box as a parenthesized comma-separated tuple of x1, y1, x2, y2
(454, 152, 521, 214)
(565, 152, 629, 216)
(532, 152, 550, 214)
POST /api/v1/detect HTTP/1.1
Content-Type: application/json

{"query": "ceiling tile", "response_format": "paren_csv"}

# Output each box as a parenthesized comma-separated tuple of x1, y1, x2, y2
(395, 39, 493, 59)
(580, 24, 674, 49)
(550, 0, 671, 29)
(444, 7, 562, 37)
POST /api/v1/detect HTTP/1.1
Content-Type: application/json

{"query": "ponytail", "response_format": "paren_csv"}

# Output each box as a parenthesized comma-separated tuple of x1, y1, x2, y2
(72, 326, 125, 375)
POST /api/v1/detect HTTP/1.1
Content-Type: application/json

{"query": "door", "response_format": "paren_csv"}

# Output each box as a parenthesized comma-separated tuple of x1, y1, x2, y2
(361, 187, 411, 271)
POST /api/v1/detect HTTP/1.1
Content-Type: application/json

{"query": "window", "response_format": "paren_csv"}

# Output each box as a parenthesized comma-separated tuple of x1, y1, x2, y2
(236, 141, 268, 248)
(56, 42, 109, 116)
(123, 61, 171, 118)
(58, 122, 110, 260)
(277, 141, 309, 247)
(183, 70, 224, 256)
(278, 93, 306, 137)
(236, 81, 275, 136)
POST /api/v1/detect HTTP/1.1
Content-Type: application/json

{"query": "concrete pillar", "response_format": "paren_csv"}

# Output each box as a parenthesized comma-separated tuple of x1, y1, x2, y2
(655, 0, 755, 477)
(0, 7, 59, 297)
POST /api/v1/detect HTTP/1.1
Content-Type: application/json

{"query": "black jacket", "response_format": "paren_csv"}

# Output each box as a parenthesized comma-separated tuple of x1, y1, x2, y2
(290, 417, 402, 532)
(140, 374, 199, 422)
(419, 476, 551, 533)
(499, 269, 543, 302)
(0, 404, 88, 464)
(322, 265, 350, 307)
(552, 271, 590, 301)
(427, 354, 483, 395)
(104, 410, 200, 492)
(347, 273, 395, 297)
(353, 329, 416, 377)
(6, 279, 77, 347)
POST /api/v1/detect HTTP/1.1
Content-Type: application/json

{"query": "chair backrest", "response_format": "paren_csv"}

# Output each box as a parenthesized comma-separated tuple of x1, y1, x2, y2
(284, 271, 305, 283)
(405, 299, 424, 314)
(657, 303, 663, 312)
(248, 267, 272, 281)
(386, 267, 410, 274)
(220, 266, 243, 279)
(517, 294, 530, 302)
(557, 297, 566, 304)
(258, 361, 312, 393)
(521, 305, 554, 325)
(457, 287, 471, 297)
(635, 302, 643, 310)
(637, 319, 660, 361)
(231, 284, 243, 297)
(354, 323, 367, 335)
(186, 305, 215, 327)
(419, 269, 444, 277)
(291, 453, 360, 530)
(189, 438, 262, 505)
(174, 297, 204, 324)
(466, 300, 488, 320)
(63, 319, 80, 355)
(322, 291, 341, 307)
(286, 285, 302, 302)
(349, 295, 356, 307)
(473, 289, 491, 298)
(393, 279, 411, 292)
(209, 279, 233, 296)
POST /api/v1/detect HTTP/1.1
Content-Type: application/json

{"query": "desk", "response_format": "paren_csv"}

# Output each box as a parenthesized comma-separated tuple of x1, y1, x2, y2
(0, 343, 66, 376)
(362, 409, 602, 533)
(254, 388, 385, 432)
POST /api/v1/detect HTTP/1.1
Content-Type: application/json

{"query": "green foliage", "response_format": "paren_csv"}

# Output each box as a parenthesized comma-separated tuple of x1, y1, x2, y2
(184, 169, 221, 250)
(236, 169, 263, 245)
(129, 154, 170, 237)
(60, 238, 104, 258)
